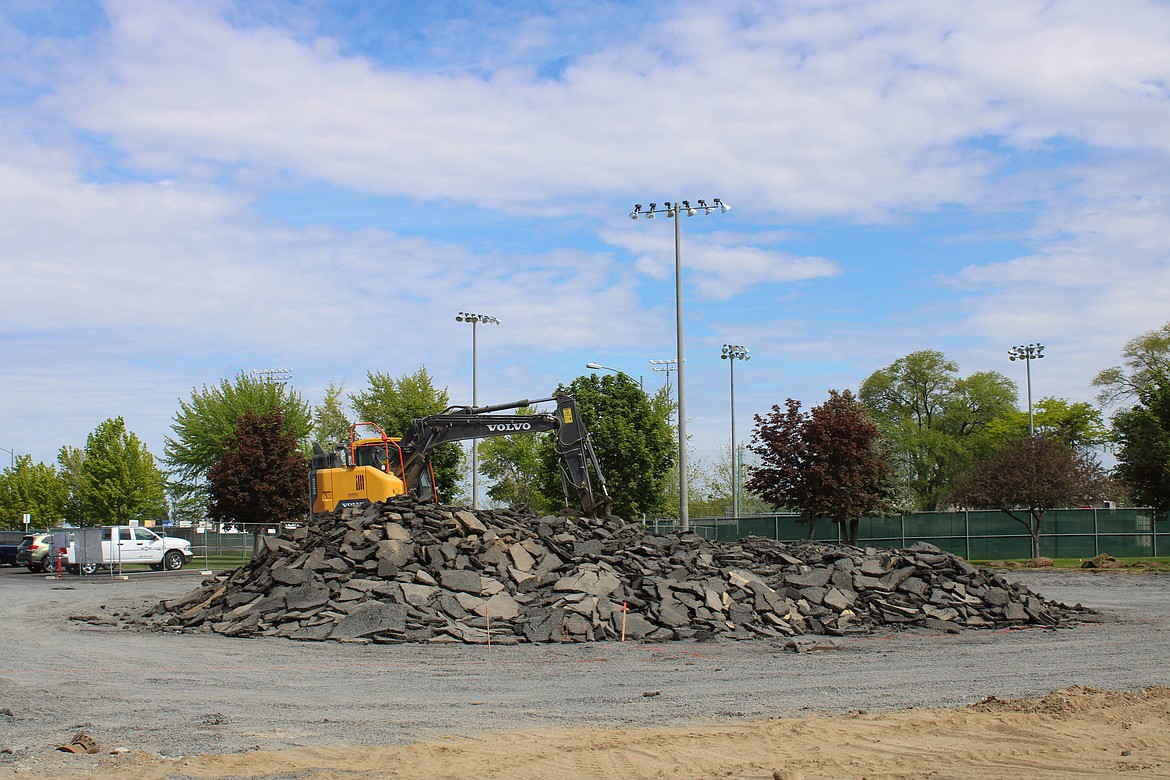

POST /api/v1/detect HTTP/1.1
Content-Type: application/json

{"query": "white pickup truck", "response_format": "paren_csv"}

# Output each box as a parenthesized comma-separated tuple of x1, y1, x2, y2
(64, 526, 193, 574)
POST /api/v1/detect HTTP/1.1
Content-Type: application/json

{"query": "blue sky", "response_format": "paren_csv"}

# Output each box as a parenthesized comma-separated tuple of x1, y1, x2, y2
(1, 0, 1168, 477)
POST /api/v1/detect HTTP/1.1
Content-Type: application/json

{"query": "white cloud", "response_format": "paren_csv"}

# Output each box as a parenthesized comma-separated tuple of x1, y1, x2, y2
(0, 153, 657, 354)
(34, 0, 1165, 219)
(607, 224, 840, 300)
(4, 0, 1170, 467)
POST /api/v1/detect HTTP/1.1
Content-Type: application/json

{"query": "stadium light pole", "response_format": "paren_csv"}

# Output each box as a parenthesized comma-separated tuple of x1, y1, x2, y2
(1007, 343, 1045, 437)
(648, 358, 680, 509)
(631, 199, 729, 531)
(251, 368, 293, 384)
(648, 358, 679, 390)
(457, 312, 500, 508)
(721, 345, 750, 518)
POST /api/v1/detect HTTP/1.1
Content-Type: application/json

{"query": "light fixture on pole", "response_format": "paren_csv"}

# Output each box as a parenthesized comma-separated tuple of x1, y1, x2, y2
(585, 363, 642, 389)
(1008, 343, 1045, 436)
(648, 359, 680, 415)
(648, 358, 679, 384)
(631, 198, 729, 531)
(456, 312, 500, 508)
(721, 344, 750, 518)
(251, 368, 293, 383)
(0, 446, 14, 469)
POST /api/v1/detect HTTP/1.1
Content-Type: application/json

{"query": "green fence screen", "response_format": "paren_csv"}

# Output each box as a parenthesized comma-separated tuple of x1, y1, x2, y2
(648, 508, 1163, 560)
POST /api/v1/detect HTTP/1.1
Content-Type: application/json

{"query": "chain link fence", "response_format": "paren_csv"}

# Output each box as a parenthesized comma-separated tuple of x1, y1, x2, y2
(647, 508, 1163, 559)
(158, 510, 1163, 565)
(156, 523, 298, 567)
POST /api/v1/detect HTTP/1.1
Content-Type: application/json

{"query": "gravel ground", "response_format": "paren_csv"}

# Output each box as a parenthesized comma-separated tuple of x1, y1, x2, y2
(0, 564, 1167, 759)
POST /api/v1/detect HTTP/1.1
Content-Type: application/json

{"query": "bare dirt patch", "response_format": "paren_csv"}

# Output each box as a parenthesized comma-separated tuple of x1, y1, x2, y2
(9, 685, 1170, 780)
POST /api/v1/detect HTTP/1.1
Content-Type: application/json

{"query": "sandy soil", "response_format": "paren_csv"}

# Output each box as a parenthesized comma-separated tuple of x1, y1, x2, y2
(7, 685, 1169, 779)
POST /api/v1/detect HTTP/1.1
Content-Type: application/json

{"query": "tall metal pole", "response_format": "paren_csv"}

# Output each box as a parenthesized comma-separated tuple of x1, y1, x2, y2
(1008, 343, 1045, 437)
(457, 312, 499, 509)
(1025, 355, 1033, 437)
(630, 199, 728, 532)
(0, 446, 14, 469)
(672, 210, 689, 530)
(730, 356, 736, 518)
(721, 345, 750, 518)
(472, 318, 479, 507)
(1008, 342, 1045, 558)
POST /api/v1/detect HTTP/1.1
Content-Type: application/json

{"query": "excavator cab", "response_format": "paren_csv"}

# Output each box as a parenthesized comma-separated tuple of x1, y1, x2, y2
(354, 441, 387, 471)
(310, 423, 410, 516)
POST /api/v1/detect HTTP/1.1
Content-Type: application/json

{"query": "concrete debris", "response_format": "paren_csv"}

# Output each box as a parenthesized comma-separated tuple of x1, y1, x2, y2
(57, 732, 99, 754)
(784, 637, 842, 653)
(122, 496, 1088, 645)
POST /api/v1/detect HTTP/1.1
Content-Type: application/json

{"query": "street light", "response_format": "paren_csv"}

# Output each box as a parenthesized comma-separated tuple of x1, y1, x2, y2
(631, 198, 729, 530)
(0, 446, 14, 469)
(456, 312, 500, 508)
(1008, 343, 1045, 436)
(585, 363, 642, 389)
(721, 344, 750, 518)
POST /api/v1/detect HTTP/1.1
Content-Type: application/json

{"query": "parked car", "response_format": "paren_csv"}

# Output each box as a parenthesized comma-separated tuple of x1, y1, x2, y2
(0, 530, 23, 566)
(66, 526, 192, 574)
(16, 533, 57, 573)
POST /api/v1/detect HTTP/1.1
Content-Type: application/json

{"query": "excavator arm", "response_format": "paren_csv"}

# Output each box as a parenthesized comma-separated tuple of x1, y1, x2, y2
(398, 395, 611, 517)
(310, 394, 611, 518)
(551, 397, 610, 518)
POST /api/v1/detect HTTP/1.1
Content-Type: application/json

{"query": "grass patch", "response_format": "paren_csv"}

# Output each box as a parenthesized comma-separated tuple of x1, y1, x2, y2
(189, 553, 253, 571)
(65, 553, 254, 574)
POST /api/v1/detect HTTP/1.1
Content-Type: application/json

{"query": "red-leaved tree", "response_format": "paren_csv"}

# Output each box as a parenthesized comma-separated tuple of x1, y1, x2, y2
(208, 411, 308, 541)
(952, 434, 1108, 558)
(746, 390, 893, 545)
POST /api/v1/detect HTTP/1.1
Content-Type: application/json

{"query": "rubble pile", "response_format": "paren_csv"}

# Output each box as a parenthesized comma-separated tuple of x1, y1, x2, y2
(134, 497, 1086, 644)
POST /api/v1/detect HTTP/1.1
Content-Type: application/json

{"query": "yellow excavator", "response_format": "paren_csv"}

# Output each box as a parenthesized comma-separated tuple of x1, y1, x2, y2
(309, 395, 610, 518)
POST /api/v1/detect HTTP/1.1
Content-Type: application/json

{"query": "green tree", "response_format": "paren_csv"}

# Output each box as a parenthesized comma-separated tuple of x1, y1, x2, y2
(642, 382, 692, 519)
(166, 373, 311, 494)
(953, 434, 1109, 557)
(0, 456, 68, 529)
(312, 381, 352, 450)
(207, 411, 308, 534)
(746, 391, 893, 545)
(1093, 322, 1170, 408)
(56, 445, 85, 525)
(350, 367, 463, 502)
(689, 444, 735, 517)
(477, 406, 552, 511)
(688, 443, 769, 518)
(80, 417, 167, 526)
(860, 350, 1017, 510)
(986, 397, 1108, 449)
(538, 374, 675, 520)
(1113, 372, 1170, 519)
(167, 483, 207, 525)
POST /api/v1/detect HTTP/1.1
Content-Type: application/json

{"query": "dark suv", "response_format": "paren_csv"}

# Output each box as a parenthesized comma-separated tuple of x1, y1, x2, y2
(16, 533, 56, 573)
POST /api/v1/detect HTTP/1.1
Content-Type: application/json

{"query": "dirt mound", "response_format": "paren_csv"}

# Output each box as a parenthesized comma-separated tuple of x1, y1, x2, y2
(971, 685, 1170, 717)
